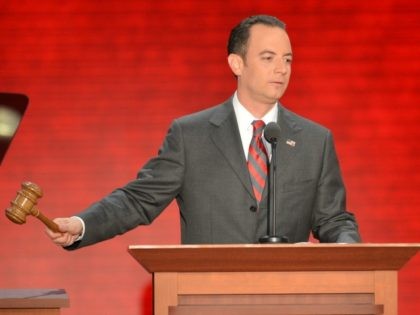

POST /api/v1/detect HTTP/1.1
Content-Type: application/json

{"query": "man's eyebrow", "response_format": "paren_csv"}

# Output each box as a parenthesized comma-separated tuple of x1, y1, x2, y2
(258, 50, 293, 57)
(259, 50, 276, 55)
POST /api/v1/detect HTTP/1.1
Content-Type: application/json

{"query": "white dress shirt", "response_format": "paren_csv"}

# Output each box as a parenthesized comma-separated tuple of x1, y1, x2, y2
(232, 92, 278, 160)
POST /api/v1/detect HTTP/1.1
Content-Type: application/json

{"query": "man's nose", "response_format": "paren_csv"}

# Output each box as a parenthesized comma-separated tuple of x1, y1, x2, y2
(274, 59, 288, 74)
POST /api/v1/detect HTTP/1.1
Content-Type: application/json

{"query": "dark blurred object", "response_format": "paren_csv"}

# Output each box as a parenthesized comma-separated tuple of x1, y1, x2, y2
(0, 93, 28, 165)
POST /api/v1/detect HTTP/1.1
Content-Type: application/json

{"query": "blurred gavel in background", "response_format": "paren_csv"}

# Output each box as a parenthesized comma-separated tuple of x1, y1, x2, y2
(5, 181, 60, 233)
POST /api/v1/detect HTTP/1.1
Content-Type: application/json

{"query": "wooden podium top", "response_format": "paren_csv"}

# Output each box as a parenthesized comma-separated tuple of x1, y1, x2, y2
(128, 243, 420, 273)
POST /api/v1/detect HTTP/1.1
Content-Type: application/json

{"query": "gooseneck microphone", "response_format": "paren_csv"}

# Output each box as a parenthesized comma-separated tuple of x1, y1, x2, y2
(259, 122, 289, 243)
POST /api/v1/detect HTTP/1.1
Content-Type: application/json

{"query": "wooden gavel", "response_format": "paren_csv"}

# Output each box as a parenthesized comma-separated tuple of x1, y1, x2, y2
(5, 181, 60, 233)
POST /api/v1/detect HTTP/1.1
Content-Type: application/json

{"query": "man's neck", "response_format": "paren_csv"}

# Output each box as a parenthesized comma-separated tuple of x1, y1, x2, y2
(236, 92, 277, 118)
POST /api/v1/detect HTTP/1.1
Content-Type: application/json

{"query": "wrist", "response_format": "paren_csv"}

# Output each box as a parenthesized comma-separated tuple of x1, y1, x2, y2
(71, 216, 85, 241)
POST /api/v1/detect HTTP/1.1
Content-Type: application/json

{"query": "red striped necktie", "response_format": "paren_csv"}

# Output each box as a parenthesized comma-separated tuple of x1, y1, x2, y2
(247, 120, 268, 203)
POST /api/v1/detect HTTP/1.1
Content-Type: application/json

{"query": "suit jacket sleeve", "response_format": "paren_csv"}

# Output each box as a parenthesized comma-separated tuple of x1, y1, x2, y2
(312, 131, 361, 243)
(66, 120, 185, 250)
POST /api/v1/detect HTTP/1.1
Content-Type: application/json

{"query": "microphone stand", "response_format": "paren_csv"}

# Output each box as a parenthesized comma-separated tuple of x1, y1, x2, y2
(259, 136, 288, 244)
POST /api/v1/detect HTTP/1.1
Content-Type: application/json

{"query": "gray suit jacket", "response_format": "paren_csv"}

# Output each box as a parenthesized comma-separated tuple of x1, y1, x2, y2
(69, 98, 360, 249)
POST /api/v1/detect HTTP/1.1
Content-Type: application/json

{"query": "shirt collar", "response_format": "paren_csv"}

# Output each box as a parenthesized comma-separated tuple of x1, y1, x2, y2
(232, 92, 278, 129)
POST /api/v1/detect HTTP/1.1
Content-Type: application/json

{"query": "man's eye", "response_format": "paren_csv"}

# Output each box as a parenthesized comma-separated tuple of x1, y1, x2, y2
(262, 56, 273, 61)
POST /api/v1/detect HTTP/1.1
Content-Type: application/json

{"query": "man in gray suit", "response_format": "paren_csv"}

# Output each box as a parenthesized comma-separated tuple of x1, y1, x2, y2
(46, 15, 361, 248)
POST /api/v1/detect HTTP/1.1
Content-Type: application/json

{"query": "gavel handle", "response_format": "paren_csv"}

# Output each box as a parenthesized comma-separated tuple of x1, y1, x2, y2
(33, 208, 60, 233)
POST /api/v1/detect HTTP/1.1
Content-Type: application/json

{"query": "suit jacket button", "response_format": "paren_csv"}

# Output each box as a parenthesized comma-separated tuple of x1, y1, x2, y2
(249, 206, 257, 212)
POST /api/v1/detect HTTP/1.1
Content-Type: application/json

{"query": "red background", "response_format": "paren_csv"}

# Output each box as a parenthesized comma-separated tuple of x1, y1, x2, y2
(0, 1, 419, 314)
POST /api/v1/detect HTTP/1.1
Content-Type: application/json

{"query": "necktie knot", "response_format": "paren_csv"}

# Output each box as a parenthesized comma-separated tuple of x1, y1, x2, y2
(252, 120, 265, 138)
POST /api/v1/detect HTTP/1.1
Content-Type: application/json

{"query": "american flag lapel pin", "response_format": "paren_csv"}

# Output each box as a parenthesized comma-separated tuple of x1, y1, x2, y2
(286, 139, 296, 147)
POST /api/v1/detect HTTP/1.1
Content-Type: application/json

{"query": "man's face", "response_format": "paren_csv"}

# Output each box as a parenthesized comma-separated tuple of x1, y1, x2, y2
(230, 24, 292, 106)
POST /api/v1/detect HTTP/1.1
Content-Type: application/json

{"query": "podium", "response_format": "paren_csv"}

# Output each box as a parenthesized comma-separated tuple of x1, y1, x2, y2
(0, 289, 69, 314)
(128, 243, 419, 315)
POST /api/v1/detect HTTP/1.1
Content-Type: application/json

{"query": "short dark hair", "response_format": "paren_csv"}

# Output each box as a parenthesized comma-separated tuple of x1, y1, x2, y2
(227, 15, 286, 58)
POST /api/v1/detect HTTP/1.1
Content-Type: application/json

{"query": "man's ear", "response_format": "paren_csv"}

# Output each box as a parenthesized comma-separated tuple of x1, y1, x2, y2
(227, 53, 243, 76)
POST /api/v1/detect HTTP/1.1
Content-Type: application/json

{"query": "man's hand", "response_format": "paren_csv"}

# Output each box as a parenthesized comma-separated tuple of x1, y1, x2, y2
(45, 217, 83, 247)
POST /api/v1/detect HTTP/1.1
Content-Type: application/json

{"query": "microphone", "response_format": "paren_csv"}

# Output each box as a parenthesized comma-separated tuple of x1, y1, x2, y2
(263, 121, 281, 144)
(259, 122, 289, 244)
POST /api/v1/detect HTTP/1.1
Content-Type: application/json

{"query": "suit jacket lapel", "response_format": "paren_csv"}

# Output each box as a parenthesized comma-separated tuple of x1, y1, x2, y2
(261, 104, 303, 200)
(209, 99, 255, 199)
(276, 103, 303, 168)
(208, 100, 303, 202)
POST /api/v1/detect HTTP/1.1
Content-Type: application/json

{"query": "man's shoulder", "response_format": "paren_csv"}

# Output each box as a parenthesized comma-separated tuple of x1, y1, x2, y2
(280, 104, 330, 135)
(175, 98, 233, 126)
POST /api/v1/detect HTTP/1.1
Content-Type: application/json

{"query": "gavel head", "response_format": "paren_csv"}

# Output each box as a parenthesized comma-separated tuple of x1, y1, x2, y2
(5, 181, 43, 225)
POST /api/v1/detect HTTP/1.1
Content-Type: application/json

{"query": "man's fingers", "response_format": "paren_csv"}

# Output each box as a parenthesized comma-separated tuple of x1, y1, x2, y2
(52, 234, 76, 247)
(45, 217, 82, 247)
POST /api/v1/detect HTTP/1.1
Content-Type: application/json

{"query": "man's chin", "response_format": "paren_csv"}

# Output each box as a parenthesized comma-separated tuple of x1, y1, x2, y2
(267, 87, 286, 100)
(268, 91, 285, 102)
